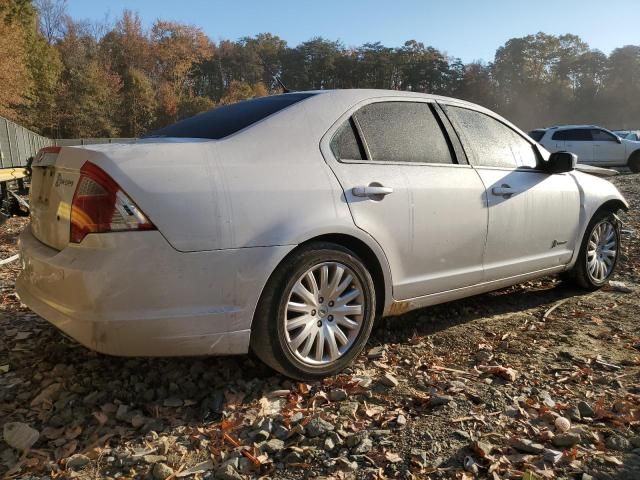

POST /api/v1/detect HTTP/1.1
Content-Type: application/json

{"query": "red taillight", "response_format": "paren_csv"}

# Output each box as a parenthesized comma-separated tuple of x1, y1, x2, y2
(70, 162, 155, 243)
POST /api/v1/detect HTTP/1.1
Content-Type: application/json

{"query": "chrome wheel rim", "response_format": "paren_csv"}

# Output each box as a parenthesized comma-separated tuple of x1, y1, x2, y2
(586, 219, 618, 283)
(284, 261, 365, 366)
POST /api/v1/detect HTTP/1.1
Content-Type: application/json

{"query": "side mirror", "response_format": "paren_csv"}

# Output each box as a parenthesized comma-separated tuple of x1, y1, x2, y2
(546, 151, 577, 174)
(616, 137, 622, 144)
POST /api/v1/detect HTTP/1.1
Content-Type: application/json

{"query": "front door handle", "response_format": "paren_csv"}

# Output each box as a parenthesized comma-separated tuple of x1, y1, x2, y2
(492, 184, 516, 197)
(352, 185, 394, 198)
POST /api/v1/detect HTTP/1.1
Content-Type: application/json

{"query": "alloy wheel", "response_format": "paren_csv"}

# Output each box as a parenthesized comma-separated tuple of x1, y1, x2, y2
(284, 261, 365, 366)
(586, 219, 618, 283)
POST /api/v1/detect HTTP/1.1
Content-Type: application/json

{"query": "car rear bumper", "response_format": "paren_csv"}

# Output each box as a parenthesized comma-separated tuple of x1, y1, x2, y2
(16, 227, 293, 356)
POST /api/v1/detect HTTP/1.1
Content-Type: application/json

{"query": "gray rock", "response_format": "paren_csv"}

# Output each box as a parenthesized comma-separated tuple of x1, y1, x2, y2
(336, 457, 358, 471)
(380, 373, 399, 387)
(606, 434, 631, 452)
(263, 438, 285, 453)
(253, 430, 270, 442)
(540, 392, 556, 408)
(552, 432, 581, 448)
(430, 395, 453, 407)
(339, 401, 359, 417)
(475, 350, 493, 364)
(163, 397, 183, 408)
(273, 424, 290, 441)
(511, 438, 545, 454)
(396, 414, 407, 426)
(306, 417, 334, 437)
(353, 437, 373, 454)
(290, 412, 304, 424)
(543, 448, 563, 464)
(346, 431, 369, 448)
(324, 436, 336, 451)
(115, 404, 129, 421)
(329, 389, 348, 402)
(214, 463, 243, 480)
(578, 401, 595, 418)
(2, 422, 39, 451)
(143, 455, 167, 464)
(355, 376, 373, 388)
(285, 451, 303, 464)
(153, 463, 174, 480)
(567, 405, 582, 422)
(367, 346, 385, 359)
(66, 454, 91, 470)
(411, 448, 427, 466)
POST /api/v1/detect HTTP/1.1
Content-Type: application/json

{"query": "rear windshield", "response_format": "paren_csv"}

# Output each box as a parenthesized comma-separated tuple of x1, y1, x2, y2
(528, 130, 545, 142)
(147, 93, 316, 139)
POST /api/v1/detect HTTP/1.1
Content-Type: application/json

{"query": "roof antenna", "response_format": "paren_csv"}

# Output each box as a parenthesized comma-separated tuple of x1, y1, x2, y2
(258, 57, 291, 93)
(275, 75, 290, 94)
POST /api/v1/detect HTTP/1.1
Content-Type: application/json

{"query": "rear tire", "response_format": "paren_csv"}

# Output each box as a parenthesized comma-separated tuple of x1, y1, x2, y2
(629, 151, 640, 173)
(565, 210, 620, 290)
(250, 242, 376, 380)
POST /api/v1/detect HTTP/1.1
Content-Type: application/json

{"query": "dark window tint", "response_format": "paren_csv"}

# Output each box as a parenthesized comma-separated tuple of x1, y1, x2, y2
(528, 130, 546, 142)
(446, 106, 537, 168)
(591, 129, 618, 142)
(146, 93, 316, 139)
(353, 102, 453, 164)
(331, 119, 365, 161)
(551, 129, 592, 141)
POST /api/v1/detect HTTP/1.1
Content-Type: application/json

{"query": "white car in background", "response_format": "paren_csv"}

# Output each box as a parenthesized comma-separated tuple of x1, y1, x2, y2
(17, 90, 628, 379)
(529, 125, 640, 172)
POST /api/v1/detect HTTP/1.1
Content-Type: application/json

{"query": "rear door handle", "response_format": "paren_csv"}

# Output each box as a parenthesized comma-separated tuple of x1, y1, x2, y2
(352, 185, 394, 198)
(492, 184, 516, 197)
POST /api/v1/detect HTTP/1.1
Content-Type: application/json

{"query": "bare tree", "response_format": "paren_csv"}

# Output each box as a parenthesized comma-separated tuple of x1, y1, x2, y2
(34, 0, 68, 44)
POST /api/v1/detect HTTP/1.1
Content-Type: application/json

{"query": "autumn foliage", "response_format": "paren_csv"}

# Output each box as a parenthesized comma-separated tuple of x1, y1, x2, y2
(2, 0, 640, 138)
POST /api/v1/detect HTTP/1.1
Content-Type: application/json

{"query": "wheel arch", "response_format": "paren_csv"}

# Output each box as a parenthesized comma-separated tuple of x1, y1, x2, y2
(299, 233, 389, 317)
(566, 197, 628, 270)
(594, 198, 628, 215)
(250, 231, 393, 335)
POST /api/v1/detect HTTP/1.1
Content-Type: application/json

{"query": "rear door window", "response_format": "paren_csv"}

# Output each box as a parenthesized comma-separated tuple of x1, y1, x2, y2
(551, 129, 592, 141)
(353, 102, 454, 164)
(445, 106, 537, 169)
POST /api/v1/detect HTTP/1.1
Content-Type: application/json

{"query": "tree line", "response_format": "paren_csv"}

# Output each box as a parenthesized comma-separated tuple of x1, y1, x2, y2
(2, 0, 640, 139)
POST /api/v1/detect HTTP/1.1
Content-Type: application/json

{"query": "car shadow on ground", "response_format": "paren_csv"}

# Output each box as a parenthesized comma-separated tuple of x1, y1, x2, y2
(369, 277, 589, 343)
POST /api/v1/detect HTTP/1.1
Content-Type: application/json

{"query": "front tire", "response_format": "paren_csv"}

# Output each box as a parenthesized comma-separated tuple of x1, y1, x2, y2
(566, 211, 620, 290)
(251, 242, 376, 380)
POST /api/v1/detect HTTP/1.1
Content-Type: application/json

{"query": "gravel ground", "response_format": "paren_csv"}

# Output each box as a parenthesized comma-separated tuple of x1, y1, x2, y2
(1, 172, 639, 480)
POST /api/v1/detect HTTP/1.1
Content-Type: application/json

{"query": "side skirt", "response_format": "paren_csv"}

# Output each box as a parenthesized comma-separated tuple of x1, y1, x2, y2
(384, 265, 565, 316)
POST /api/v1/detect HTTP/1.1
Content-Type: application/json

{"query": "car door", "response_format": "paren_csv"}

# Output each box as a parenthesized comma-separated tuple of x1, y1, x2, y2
(545, 130, 566, 153)
(442, 103, 581, 282)
(320, 99, 488, 300)
(559, 129, 594, 164)
(591, 128, 625, 165)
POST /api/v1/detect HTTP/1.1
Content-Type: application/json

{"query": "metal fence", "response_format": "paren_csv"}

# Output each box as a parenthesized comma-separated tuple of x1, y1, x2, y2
(54, 138, 137, 147)
(0, 117, 53, 168)
(0, 116, 137, 169)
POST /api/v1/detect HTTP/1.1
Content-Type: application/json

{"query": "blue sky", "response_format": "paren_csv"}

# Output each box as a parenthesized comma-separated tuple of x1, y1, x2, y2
(67, 0, 636, 63)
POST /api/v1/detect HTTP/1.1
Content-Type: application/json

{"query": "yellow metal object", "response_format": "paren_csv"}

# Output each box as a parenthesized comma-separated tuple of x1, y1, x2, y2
(0, 168, 28, 183)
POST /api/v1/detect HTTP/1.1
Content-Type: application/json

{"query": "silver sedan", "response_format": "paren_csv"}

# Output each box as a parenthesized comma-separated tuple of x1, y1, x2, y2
(17, 89, 628, 379)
